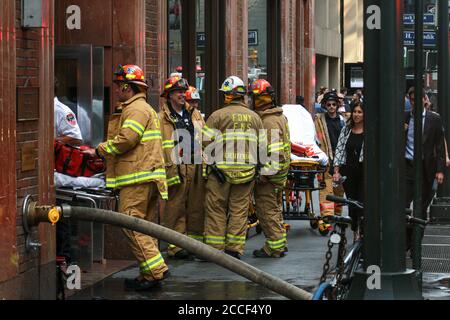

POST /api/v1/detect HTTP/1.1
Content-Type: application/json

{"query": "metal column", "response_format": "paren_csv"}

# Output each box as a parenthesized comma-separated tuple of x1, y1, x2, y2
(412, 0, 424, 282)
(348, 0, 422, 300)
(437, 0, 450, 195)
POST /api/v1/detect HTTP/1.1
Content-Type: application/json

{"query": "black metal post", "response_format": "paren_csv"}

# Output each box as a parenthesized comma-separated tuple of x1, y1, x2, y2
(340, 0, 345, 88)
(348, 0, 422, 300)
(437, 0, 450, 195)
(181, 0, 197, 87)
(412, 0, 424, 283)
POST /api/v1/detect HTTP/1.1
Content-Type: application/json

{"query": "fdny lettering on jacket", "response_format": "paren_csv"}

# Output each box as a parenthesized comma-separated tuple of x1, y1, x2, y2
(232, 114, 253, 130)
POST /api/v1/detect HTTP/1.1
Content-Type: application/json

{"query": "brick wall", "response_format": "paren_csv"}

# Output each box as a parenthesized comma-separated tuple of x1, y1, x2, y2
(0, 0, 55, 299)
(145, 0, 167, 110)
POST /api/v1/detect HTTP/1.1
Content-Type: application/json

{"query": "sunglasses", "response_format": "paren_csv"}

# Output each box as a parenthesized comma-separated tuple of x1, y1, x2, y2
(326, 103, 337, 107)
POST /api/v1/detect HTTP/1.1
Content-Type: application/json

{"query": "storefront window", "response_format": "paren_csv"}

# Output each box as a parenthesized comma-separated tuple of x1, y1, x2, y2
(196, 0, 206, 112)
(168, 0, 183, 76)
(248, 0, 268, 83)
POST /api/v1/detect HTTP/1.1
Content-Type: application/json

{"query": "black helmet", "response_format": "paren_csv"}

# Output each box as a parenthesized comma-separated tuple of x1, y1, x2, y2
(321, 92, 340, 105)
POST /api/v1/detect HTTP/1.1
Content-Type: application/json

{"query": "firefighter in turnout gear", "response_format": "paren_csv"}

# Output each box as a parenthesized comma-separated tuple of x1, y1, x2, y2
(82, 65, 169, 291)
(202, 76, 264, 259)
(159, 76, 206, 259)
(248, 79, 290, 258)
(314, 91, 346, 235)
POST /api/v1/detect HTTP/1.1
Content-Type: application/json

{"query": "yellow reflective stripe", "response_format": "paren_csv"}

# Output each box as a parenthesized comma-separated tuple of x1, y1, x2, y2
(140, 253, 165, 273)
(228, 175, 255, 184)
(167, 176, 181, 186)
(268, 142, 285, 153)
(217, 163, 255, 170)
(142, 130, 162, 142)
(202, 126, 216, 139)
(216, 132, 258, 143)
(160, 192, 168, 200)
(163, 140, 175, 149)
(106, 140, 122, 155)
(114, 169, 166, 187)
(226, 234, 246, 245)
(106, 179, 116, 189)
(205, 235, 225, 245)
(123, 119, 145, 137)
(188, 233, 204, 241)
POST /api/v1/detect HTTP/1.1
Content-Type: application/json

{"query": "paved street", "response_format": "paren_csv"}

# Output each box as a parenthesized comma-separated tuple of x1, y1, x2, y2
(70, 218, 342, 300)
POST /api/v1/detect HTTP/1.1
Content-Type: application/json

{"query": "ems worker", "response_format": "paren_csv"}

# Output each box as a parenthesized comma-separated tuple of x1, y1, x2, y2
(54, 77, 83, 265)
(202, 76, 264, 259)
(54, 77, 82, 146)
(159, 78, 206, 259)
(314, 91, 346, 235)
(82, 65, 169, 291)
(249, 79, 290, 258)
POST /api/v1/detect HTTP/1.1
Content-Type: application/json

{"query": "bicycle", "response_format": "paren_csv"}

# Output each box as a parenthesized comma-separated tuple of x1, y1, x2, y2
(312, 195, 428, 300)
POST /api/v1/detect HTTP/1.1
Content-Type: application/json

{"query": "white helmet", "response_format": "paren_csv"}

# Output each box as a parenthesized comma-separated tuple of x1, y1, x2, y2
(220, 76, 247, 95)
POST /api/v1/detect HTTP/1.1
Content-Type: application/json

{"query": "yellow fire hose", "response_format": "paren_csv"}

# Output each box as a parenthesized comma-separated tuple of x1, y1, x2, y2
(23, 198, 313, 300)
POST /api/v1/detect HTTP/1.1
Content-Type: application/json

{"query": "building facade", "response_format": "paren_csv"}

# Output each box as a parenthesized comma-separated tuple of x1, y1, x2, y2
(0, 0, 315, 299)
(314, 0, 342, 91)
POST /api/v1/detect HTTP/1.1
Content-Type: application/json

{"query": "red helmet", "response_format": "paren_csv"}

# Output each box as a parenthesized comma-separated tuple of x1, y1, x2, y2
(185, 86, 201, 101)
(248, 79, 274, 96)
(114, 64, 148, 88)
(160, 76, 189, 98)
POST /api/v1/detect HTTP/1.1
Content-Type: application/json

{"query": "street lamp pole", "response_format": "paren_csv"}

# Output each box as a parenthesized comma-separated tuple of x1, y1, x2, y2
(348, 0, 422, 300)
(437, 0, 450, 195)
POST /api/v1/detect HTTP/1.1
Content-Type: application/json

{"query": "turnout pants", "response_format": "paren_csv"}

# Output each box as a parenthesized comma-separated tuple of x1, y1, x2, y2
(163, 164, 206, 256)
(254, 181, 287, 257)
(204, 174, 255, 255)
(319, 171, 345, 217)
(119, 183, 169, 281)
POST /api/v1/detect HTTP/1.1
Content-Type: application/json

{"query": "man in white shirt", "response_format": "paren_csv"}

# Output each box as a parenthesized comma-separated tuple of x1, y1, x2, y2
(54, 97, 83, 146)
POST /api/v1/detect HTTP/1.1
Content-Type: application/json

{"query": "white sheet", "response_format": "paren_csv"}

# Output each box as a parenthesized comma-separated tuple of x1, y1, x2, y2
(282, 104, 329, 166)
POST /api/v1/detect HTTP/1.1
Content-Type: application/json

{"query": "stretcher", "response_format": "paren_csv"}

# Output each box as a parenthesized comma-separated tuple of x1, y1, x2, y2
(282, 104, 329, 233)
(283, 158, 326, 230)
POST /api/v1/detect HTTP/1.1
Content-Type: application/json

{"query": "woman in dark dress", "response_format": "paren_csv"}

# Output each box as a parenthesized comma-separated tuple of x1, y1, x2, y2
(332, 102, 365, 239)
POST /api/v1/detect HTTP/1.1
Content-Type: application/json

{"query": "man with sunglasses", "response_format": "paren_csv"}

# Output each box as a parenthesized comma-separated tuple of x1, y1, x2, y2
(83, 65, 170, 291)
(159, 76, 206, 259)
(314, 92, 346, 235)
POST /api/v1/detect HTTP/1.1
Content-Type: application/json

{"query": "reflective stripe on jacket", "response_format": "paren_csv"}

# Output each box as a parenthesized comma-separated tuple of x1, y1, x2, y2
(202, 101, 264, 184)
(257, 107, 291, 187)
(98, 93, 168, 199)
(159, 102, 205, 187)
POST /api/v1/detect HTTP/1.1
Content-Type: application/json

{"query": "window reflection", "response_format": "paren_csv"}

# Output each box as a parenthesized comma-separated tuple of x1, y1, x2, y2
(196, 0, 206, 112)
(168, 0, 182, 76)
(248, 0, 268, 83)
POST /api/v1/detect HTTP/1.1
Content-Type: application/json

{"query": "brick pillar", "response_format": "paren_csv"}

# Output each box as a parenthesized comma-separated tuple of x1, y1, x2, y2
(0, 0, 18, 286)
(279, 0, 297, 104)
(37, 0, 56, 276)
(224, 0, 248, 83)
(145, 0, 167, 109)
(297, 0, 315, 112)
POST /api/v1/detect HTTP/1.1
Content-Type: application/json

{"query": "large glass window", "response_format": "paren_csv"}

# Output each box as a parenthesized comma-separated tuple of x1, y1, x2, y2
(196, 0, 206, 112)
(248, 0, 268, 83)
(168, 0, 183, 76)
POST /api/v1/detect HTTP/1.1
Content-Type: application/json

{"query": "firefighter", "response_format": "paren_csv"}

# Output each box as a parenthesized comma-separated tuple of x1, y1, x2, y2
(159, 77, 206, 259)
(185, 86, 201, 110)
(202, 76, 264, 259)
(314, 91, 346, 235)
(82, 64, 169, 291)
(248, 79, 290, 258)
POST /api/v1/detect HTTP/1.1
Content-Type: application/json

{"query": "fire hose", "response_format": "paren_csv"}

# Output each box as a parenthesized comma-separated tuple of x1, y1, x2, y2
(23, 196, 313, 300)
